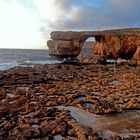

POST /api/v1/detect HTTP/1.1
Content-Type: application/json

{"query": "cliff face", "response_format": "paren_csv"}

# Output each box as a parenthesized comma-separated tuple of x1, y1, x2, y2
(47, 28, 140, 64)
(95, 35, 140, 59)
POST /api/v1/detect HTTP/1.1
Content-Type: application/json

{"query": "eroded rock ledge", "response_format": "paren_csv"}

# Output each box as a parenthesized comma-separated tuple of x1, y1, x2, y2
(47, 28, 140, 64)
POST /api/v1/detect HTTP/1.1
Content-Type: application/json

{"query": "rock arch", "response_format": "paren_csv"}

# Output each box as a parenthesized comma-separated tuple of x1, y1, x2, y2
(80, 37, 95, 56)
(47, 28, 140, 64)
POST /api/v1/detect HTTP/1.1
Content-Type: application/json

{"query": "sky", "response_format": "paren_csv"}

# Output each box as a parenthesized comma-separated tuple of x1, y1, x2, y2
(0, 0, 140, 49)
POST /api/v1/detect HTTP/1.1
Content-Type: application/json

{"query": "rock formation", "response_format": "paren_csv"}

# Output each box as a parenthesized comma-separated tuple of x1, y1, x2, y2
(47, 28, 140, 64)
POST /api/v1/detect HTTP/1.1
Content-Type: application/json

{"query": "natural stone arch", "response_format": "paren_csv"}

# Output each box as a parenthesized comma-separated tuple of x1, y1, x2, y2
(47, 28, 140, 65)
(77, 36, 107, 64)
(80, 37, 95, 56)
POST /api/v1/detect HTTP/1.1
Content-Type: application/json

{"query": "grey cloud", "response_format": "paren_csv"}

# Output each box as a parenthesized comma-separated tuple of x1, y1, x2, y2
(53, 0, 73, 13)
(47, 0, 140, 30)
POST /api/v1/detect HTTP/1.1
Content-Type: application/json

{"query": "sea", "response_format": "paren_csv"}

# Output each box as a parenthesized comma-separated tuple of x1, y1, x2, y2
(0, 49, 62, 71)
(0, 48, 123, 71)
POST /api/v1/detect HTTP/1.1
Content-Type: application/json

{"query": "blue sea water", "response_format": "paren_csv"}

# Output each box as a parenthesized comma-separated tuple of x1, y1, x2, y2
(0, 49, 61, 70)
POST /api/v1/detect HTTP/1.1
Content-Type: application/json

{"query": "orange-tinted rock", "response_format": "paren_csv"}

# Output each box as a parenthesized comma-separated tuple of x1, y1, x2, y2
(101, 35, 140, 60)
(132, 47, 140, 65)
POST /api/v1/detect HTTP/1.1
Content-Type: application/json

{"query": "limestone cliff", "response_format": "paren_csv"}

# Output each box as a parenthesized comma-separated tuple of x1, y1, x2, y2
(47, 28, 140, 64)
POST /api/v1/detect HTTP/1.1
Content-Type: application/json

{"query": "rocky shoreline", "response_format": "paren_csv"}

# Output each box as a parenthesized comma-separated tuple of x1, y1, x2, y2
(0, 64, 140, 139)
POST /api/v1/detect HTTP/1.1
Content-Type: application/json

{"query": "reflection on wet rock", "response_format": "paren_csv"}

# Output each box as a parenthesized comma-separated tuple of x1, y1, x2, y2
(82, 101, 94, 109)
(56, 105, 140, 138)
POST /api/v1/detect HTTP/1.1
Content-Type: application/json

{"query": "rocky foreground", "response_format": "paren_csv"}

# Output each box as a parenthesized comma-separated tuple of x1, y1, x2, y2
(0, 64, 140, 139)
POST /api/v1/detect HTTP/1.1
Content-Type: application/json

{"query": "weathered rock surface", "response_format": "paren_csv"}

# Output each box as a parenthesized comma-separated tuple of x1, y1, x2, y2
(99, 35, 140, 59)
(47, 39, 81, 57)
(0, 64, 140, 139)
(47, 28, 140, 64)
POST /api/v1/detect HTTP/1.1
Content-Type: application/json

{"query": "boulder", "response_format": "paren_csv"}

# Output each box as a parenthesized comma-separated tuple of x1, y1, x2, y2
(90, 55, 106, 65)
(77, 55, 90, 64)
(77, 54, 106, 65)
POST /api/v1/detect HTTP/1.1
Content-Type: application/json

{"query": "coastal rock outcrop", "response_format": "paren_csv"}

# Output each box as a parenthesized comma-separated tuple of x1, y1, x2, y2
(47, 28, 140, 64)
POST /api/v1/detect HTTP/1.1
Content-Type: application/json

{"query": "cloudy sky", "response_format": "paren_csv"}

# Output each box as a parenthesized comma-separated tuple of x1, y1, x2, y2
(0, 0, 140, 49)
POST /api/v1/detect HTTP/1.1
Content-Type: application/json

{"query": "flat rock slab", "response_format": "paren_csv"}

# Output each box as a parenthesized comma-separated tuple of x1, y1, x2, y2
(57, 106, 140, 138)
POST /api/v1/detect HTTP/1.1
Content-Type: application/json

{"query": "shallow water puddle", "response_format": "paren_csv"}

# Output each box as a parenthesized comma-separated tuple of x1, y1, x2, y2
(54, 134, 63, 140)
(57, 106, 140, 138)
(83, 101, 93, 109)
(7, 93, 16, 98)
(110, 80, 120, 84)
(36, 92, 45, 98)
(32, 124, 39, 128)
(107, 59, 116, 66)
(16, 87, 29, 92)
